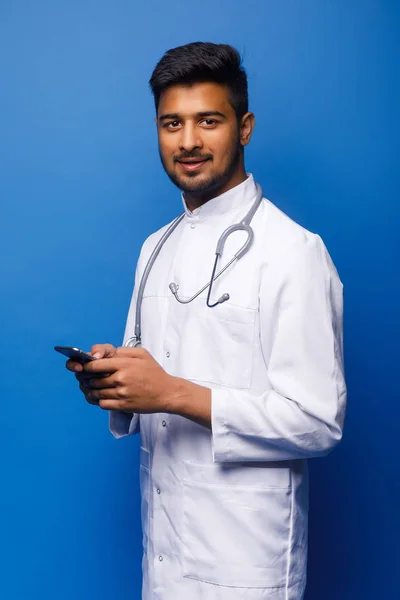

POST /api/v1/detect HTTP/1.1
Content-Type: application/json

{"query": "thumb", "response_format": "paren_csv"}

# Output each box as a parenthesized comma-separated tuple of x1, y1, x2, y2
(114, 346, 145, 358)
(91, 343, 116, 359)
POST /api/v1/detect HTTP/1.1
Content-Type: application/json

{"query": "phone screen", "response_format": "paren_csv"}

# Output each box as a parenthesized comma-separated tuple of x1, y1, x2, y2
(54, 346, 96, 363)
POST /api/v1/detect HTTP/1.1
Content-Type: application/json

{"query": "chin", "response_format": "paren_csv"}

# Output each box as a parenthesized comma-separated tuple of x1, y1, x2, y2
(176, 172, 219, 194)
(180, 179, 212, 193)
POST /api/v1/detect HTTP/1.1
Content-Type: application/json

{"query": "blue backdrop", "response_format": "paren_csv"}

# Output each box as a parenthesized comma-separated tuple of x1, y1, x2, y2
(1, 1, 398, 598)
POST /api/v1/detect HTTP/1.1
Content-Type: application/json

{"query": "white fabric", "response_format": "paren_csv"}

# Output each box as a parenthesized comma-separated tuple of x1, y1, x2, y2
(109, 174, 346, 600)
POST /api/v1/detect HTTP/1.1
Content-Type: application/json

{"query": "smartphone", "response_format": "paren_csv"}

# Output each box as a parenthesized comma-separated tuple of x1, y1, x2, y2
(54, 346, 96, 364)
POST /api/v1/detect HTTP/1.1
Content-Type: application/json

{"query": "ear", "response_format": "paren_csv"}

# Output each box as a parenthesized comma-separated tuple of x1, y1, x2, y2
(239, 112, 255, 147)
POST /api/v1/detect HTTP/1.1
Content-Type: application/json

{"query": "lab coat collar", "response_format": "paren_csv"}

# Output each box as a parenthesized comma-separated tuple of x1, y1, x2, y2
(181, 173, 257, 219)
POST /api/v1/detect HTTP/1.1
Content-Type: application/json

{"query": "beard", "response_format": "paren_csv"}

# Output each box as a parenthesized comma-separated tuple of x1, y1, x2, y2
(159, 139, 243, 197)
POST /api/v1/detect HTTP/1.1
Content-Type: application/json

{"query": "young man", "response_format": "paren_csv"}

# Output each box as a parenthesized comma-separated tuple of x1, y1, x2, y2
(67, 42, 346, 600)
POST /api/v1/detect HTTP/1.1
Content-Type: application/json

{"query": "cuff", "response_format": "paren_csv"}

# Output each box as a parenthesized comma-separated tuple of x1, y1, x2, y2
(211, 388, 230, 462)
(108, 410, 140, 439)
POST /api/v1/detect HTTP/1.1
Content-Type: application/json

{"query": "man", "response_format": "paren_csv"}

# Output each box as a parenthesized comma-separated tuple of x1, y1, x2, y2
(67, 42, 346, 600)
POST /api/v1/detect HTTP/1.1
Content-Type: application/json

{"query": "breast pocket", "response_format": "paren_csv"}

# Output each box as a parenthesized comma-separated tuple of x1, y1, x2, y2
(178, 301, 256, 389)
(182, 461, 292, 589)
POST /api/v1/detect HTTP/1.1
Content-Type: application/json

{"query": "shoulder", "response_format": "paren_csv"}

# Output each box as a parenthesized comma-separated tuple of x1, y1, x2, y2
(261, 197, 314, 248)
(259, 197, 342, 283)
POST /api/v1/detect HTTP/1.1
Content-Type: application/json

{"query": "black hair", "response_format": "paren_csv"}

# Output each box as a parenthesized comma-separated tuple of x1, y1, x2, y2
(149, 42, 248, 121)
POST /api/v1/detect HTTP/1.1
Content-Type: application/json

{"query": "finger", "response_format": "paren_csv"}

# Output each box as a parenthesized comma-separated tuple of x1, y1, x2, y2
(91, 343, 116, 359)
(77, 375, 106, 389)
(83, 357, 123, 374)
(75, 371, 111, 383)
(98, 399, 126, 411)
(114, 346, 147, 358)
(79, 382, 99, 405)
(66, 359, 83, 373)
(75, 371, 99, 383)
(77, 374, 89, 387)
(85, 374, 118, 389)
(87, 387, 121, 402)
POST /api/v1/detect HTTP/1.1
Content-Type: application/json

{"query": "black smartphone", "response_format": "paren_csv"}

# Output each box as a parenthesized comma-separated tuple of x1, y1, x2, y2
(54, 346, 97, 364)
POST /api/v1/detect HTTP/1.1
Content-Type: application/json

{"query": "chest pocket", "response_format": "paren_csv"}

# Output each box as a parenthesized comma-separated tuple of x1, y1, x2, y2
(173, 298, 256, 389)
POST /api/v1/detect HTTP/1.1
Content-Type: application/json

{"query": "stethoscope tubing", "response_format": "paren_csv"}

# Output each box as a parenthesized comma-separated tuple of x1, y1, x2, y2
(125, 184, 263, 348)
(133, 213, 184, 343)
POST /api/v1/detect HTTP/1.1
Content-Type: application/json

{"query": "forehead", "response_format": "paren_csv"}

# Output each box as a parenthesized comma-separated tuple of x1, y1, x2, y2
(157, 82, 235, 118)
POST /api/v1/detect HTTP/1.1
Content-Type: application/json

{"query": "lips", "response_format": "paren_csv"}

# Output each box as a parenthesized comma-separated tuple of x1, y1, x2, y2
(177, 158, 210, 172)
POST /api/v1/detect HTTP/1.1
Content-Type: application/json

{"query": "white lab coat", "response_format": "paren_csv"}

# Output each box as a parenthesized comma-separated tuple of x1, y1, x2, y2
(109, 174, 346, 600)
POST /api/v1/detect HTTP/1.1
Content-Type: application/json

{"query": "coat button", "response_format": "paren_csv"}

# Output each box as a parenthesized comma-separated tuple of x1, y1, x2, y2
(190, 223, 196, 229)
(159, 555, 163, 562)
(162, 420, 166, 427)
(166, 351, 170, 358)
(157, 488, 161, 494)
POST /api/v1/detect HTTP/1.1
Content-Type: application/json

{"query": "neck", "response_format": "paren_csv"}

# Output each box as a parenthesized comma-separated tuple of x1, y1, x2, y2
(184, 165, 247, 212)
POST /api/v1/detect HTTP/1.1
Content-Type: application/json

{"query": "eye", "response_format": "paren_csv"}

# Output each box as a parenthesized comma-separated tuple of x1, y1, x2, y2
(165, 120, 180, 129)
(201, 119, 217, 127)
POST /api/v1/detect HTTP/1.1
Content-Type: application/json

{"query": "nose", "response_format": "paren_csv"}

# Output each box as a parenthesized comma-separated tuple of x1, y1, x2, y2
(179, 122, 203, 153)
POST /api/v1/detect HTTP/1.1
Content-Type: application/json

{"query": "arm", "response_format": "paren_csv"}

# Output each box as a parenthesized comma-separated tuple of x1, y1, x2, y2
(169, 233, 347, 462)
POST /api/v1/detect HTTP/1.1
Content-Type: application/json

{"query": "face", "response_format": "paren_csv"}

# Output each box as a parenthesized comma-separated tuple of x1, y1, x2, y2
(156, 82, 253, 202)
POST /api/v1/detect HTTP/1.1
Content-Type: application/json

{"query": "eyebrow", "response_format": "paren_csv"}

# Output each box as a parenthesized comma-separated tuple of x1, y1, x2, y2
(158, 111, 227, 122)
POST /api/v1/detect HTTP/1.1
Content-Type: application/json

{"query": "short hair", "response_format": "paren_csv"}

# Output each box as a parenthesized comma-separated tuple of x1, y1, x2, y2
(149, 42, 248, 120)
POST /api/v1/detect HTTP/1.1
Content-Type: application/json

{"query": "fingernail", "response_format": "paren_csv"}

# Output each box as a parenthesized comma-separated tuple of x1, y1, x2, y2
(92, 352, 101, 359)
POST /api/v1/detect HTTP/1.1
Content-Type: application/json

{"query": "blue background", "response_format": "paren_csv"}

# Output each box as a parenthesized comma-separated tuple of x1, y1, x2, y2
(1, 1, 398, 598)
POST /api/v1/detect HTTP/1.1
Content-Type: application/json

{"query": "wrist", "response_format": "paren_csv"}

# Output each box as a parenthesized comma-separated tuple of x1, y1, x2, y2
(162, 375, 187, 414)
(162, 376, 212, 430)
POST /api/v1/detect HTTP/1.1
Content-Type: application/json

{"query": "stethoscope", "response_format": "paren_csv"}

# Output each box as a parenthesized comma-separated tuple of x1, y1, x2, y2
(124, 183, 264, 348)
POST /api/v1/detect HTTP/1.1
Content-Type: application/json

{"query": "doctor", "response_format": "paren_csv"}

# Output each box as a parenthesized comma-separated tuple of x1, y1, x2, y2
(67, 42, 346, 599)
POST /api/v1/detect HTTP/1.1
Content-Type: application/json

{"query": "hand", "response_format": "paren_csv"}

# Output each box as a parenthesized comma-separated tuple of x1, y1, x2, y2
(80, 346, 177, 414)
(66, 343, 116, 407)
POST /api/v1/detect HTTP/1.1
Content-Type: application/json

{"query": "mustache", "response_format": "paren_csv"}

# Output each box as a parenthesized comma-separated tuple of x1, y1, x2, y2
(173, 152, 213, 163)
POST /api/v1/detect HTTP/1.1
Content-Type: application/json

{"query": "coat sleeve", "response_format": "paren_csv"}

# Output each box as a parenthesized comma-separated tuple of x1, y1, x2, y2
(211, 233, 347, 462)
(108, 250, 144, 439)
